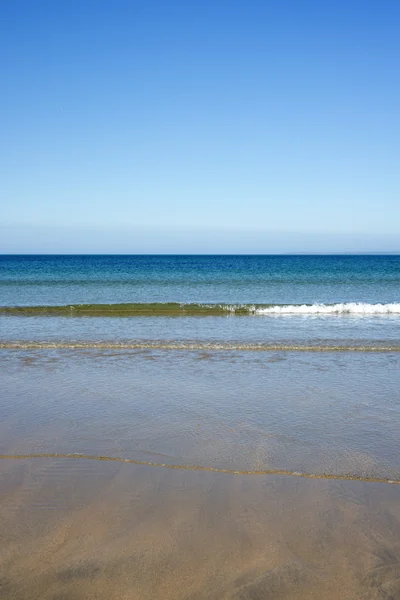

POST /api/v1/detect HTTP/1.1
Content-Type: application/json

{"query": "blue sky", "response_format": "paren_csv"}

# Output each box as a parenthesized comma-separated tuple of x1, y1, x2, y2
(1, 0, 399, 253)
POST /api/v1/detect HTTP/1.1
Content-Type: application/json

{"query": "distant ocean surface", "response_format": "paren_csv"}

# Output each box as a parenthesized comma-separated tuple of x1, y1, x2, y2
(1, 255, 400, 481)
(1, 254, 400, 306)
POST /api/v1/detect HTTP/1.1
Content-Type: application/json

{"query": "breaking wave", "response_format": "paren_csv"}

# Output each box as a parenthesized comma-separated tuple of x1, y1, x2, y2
(0, 302, 400, 317)
(254, 302, 400, 315)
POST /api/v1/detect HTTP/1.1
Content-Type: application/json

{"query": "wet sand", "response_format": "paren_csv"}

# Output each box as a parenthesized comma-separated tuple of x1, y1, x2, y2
(2, 458, 400, 599)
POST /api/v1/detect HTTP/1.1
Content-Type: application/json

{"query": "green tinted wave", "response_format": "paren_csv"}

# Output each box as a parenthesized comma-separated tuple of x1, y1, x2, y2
(0, 302, 261, 317)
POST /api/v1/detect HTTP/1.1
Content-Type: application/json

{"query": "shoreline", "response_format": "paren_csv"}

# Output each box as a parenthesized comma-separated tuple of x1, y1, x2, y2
(1, 453, 400, 485)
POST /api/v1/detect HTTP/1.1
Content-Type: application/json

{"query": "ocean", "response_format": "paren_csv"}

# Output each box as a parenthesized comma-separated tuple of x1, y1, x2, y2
(1, 254, 399, 480)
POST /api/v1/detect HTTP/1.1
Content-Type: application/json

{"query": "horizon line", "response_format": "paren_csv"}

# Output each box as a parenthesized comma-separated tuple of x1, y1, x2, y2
(1, 252, 400, 257)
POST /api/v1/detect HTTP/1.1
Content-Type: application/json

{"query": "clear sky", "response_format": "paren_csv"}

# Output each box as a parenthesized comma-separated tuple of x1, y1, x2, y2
(1, 0, 399, 253)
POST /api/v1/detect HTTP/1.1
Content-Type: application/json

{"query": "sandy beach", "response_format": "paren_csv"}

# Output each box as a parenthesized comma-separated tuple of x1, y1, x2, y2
(2, 457, 400, 599)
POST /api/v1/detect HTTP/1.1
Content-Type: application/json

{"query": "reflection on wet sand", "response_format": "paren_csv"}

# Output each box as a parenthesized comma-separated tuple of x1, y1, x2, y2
(1, 458, 400, 599)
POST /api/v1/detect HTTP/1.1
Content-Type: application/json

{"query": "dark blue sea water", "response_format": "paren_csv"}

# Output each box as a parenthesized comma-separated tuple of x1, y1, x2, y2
(1, 254, 400, 306)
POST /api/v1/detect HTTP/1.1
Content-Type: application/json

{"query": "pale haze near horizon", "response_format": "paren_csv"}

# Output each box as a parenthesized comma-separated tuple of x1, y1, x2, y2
(1, 1, 399, 254)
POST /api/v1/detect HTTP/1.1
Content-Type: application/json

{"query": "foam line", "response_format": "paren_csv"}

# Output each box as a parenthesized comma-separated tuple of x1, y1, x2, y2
(0, 340, 399, 351)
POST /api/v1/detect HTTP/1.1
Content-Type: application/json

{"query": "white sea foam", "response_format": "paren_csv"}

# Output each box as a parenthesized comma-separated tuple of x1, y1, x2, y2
(254, 302, 400, 315)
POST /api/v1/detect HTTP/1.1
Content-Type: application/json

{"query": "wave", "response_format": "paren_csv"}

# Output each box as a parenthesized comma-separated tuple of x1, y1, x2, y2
(255, 302, 400, 315)
(0, 302, 400, 317)
(1, 340, 399, 352)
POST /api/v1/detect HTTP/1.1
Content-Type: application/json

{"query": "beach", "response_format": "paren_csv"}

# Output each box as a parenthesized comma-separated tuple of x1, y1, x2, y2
(2, 458, 400, 599)
(1, 254, 399, 597)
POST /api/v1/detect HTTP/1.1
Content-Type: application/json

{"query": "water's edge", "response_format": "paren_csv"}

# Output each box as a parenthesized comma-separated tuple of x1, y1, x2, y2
(1, 453, 399, 485)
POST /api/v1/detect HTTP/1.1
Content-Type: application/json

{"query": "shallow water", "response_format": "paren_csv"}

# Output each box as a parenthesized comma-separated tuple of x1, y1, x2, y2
(1, 347, 399, 481)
